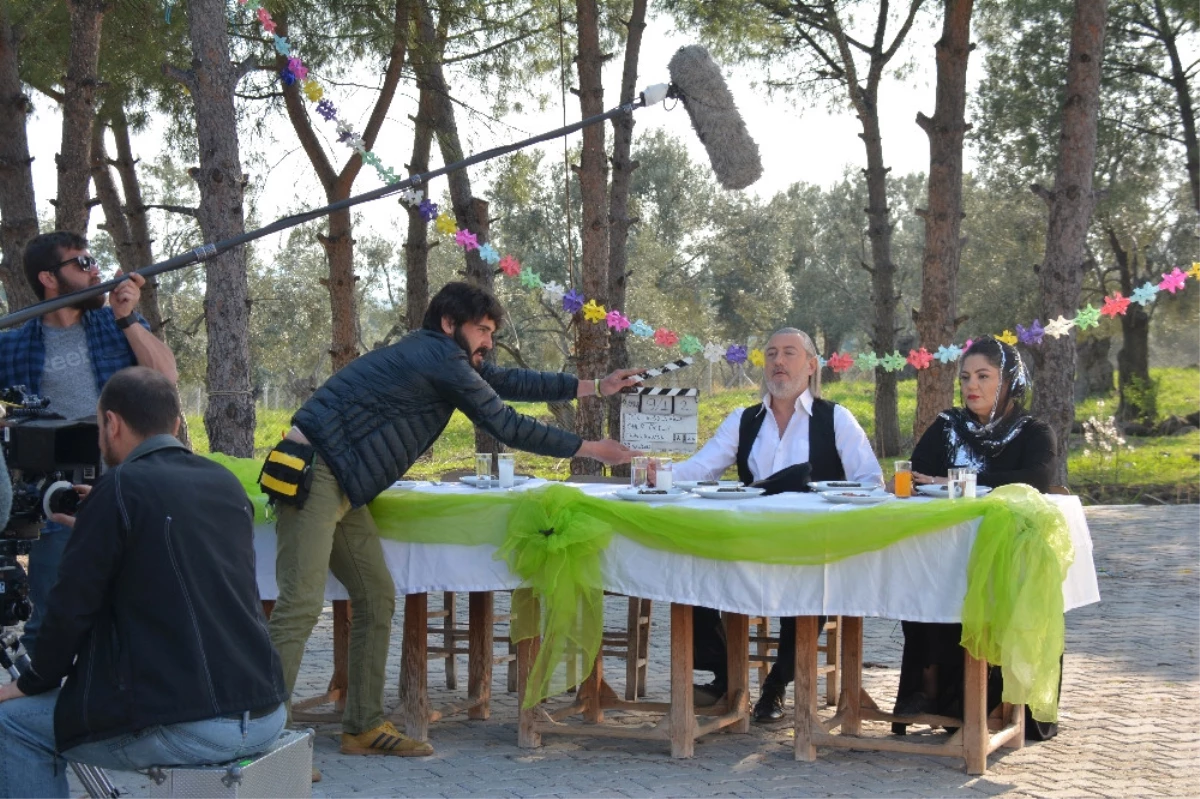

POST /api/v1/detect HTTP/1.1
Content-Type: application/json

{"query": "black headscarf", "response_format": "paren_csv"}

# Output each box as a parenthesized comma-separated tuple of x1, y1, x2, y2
(940, 338, 1033, 467)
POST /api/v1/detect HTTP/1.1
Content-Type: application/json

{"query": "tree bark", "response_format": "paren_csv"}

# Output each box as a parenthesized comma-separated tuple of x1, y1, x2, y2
(110, 108, 165, 336)
(604, 0, 647, 477)
(913, 0, 973, 440)
(1106, 226, 1152, 422)
(174, 0, 254, 456)
(276, 2, 410, 372)
(1150, 0, 1198, 214)
(571, 0, 609, 475)
(1031, 0, 1107, 485)
(404, 85, 436, 332)
(55, 0, 106, 233)
(0, 10, 40, 312)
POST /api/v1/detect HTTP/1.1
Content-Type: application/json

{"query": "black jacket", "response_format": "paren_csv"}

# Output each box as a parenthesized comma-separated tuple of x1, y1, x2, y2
(18, 436, 287, 751)
(910, 413, 1056, 493)
(293, 328, 583, 507)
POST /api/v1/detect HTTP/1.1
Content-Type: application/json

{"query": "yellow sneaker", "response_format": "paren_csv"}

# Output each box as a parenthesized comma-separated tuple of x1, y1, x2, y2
(340, 721, 434, 757)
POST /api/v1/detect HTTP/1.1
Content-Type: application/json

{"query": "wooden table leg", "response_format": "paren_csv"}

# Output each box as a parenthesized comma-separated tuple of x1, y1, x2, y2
(793, 615, 818, 762)
(400, 593, 429, 741)
(724, 612, 750, 734)
(581, 651, 604, 723)
(330, 599, 351, 701)
(467, 591, 493, 720)
(669, 603, 697, 758)
(515, 589, 541, 749)
(841, 616, 863, 735)
(963, 650, 988, 775)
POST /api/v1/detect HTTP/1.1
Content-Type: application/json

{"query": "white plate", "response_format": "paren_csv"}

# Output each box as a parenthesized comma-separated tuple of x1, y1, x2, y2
(692, 486, 767, 500)
(809, 480, 874, 492)
(459, 475, 532, 488)
(613, 488, 693, 503)
(915, 483, 993, 498)
(674, 480, 743, 491)
(819, 489, 894, 505)
(390, 480, 426, 489)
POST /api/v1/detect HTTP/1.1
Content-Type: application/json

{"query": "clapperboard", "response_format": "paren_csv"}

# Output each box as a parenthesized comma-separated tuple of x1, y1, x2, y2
(619, 358, 699, 454)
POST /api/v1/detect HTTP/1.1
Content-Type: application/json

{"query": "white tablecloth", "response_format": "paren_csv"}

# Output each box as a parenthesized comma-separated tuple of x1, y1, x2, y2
(254, 482, 1100, 623)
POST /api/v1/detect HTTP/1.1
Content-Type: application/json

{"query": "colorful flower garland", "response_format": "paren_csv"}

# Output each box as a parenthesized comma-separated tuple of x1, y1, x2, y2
(241, 3, 1200, 374)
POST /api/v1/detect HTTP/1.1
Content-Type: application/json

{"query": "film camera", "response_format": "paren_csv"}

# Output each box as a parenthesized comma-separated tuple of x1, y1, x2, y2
(0, 386, 101, 628)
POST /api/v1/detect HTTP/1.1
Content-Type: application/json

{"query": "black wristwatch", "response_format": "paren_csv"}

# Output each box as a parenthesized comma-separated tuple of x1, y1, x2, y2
(115, 314, 137, 330)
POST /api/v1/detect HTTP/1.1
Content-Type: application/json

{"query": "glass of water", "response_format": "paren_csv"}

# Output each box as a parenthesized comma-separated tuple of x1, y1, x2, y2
(475, 453, 492, 488)
(630, 456, 650, 489)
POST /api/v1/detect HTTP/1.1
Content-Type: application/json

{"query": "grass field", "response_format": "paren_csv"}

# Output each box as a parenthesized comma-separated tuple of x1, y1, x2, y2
(187, 367, 1199, 504)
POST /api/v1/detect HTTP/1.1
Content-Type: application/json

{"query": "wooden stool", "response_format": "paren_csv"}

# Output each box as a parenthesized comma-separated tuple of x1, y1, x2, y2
(748, 616, 840, 705)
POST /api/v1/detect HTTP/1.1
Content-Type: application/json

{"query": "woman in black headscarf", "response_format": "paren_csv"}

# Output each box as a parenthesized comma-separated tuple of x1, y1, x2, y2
(893, 337, 1059, 739)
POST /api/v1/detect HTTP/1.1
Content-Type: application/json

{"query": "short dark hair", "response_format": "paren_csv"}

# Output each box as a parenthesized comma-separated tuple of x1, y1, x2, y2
(99, 367, 180, 438)
(24, 231, 88, 300)
(421, 281, 505, 333)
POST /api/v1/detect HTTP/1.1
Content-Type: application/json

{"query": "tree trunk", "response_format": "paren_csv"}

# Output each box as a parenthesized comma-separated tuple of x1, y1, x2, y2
(55, 0, 105, 233)
(0, 10, 40, 312)
(913, 0, 973, 441)
(276, 2, 410, 373)
(1031, 0, 1107, 486)
(571, 0, 609, 475)
(1106, 226, 1152, 422)
(110, 108, 165, 336)
(404, 85, 436, 332)
(604, 0, 647, 478)
(173, 0, 254, 456)
(1152, 0, 1198, 213)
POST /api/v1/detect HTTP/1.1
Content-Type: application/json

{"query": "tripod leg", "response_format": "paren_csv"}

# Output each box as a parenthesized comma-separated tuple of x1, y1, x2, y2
(71, 763, 120, 798)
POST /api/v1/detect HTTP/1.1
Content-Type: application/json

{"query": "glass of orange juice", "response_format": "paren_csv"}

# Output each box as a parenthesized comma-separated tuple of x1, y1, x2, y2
(894, 460, 913, 498)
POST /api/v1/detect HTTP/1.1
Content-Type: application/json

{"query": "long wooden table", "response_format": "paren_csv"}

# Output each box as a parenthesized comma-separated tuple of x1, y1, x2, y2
(254, 482, 1099, 770)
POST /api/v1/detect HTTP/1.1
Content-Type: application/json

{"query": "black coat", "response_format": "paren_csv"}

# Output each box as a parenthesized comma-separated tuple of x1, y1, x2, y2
(18, 436, 287, 751)
(910, 413, 1056, 493)
(293, 328, 583, 507)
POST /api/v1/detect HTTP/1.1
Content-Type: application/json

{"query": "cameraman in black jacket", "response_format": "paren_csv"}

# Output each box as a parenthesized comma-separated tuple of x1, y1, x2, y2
(0, 367, 287, 798)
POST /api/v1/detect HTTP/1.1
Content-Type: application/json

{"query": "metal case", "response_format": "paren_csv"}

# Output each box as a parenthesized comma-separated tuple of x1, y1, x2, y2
(147, 728, 313, 799)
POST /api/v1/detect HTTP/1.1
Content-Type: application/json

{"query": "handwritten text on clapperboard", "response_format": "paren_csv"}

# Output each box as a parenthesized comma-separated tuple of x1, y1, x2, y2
(619, 389, 699, 454)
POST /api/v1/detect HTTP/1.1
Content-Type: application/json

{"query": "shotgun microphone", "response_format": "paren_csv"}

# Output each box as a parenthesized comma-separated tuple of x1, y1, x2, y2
(662, 45, 763, 191)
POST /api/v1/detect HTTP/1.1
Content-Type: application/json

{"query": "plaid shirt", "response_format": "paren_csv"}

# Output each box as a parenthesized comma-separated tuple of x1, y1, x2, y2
(0, 307, 148, 401)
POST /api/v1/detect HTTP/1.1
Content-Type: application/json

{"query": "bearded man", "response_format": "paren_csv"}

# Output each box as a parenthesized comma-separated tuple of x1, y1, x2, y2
(668, 327, 881, 722)
(266, 280, 641, 757)
(0, 231, 177, 657)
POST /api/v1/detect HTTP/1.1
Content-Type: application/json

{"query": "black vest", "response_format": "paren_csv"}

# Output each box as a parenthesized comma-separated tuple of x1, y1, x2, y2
(736, 398, 846, 485)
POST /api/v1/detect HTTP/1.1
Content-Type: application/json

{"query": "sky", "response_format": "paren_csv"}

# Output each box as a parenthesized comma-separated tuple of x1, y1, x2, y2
(22, 10, 949, 264)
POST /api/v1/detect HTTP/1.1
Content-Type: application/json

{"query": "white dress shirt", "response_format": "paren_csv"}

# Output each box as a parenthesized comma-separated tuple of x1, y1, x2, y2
(672, 390, 883, 485)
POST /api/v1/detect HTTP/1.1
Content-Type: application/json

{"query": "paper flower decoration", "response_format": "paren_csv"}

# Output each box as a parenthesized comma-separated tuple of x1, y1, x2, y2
(1100, 293, 1130, 318)
(376, 166, 398, 184)
(1016, 319, 1044, 346)
(605, 310, 630, 331)
(360, 151, 381, 168)
(581, 300, 606, 323)
(630, 320, 654, 338)
(854, 352, 879, 371)
(702, 341, 724, 363)
(1159, 267, 1187, 294)
(302, 80, 323, 102)
(934, 344, 962, 364)
(477, 243, 500, 265)
(679, 335, 702, 355)
(1188, 262, 1200, 281)
(749, 348, 765, 368)
(654, 328, 679, 348)
(274, 34, 290, 56)
(287, 57, 308, 82)
(434, 213, 457, 235)
(880, 351, 907, 372)
(398, 188, 422, 206)
(828, 353, 854, 373)
(1074, 304, 1101, 330)
(518, 268, 542, 290)
(279, 68, 296, 86)
(906, 348, 934, 370)
(726, 344, 748, 364)
(562, 289, 584, 314)
(454, 229, 479, 251)
(1130, 281, 1159, 306)
(542, 281, 565, 305)
(996, 330, 1018, 346)
(1044, 315, 1074, 339)
(498, 255, 521, 277)
(418, 199, 438, 222)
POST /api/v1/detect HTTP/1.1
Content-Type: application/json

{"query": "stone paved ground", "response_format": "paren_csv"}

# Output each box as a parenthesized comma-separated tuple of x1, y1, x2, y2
(81, 505, 1199, 798)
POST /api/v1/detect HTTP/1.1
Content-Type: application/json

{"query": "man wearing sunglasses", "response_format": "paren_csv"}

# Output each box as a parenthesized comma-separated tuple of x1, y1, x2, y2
(0, 231, 177, 658)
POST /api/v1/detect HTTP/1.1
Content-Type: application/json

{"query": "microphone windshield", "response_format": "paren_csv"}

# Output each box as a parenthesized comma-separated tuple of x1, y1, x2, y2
(667, 45, 763, 191)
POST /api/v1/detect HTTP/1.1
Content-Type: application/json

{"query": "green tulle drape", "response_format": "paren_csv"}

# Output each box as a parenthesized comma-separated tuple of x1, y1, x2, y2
(211, 455, 1073, 720)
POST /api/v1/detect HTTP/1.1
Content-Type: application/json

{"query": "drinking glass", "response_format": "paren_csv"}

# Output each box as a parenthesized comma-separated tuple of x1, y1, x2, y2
(497, 453, 515, 488)
(475, 453, 492, 488)
(653, 458, 673, 490)
(947, 467, 965, 499)
(961, 468, 978, 498)
(894, 460, 913, 498)
(630, 456, 650, 489)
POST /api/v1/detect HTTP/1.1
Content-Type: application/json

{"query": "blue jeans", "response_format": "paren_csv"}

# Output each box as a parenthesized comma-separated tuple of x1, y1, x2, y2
(20, 522, 71, 658)
(0, 689, 286, 798)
